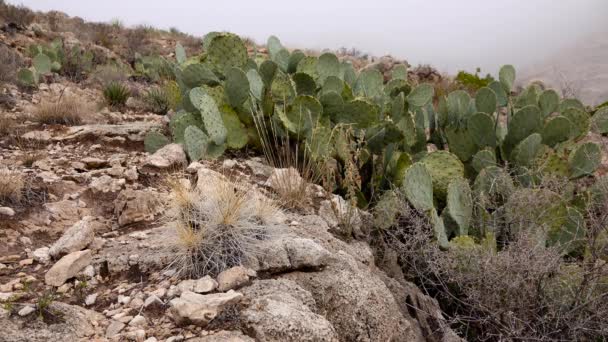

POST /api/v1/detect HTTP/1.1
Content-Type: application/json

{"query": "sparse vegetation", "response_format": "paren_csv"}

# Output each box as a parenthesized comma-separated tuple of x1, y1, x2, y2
(33, 94, 90, 125)
(167, 175, 282, 277)
(0, 168, 24, 204)
(0, 44, 23, 85)
(102, 82, 130, 109)
(0, 0, 35, 28)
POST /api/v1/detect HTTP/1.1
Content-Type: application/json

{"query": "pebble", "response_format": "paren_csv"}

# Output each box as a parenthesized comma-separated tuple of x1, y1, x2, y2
(18, 306, 35, 316)
(85, 293, 97, 306)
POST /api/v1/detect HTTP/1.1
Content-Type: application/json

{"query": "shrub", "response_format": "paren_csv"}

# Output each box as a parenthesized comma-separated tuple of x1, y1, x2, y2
(33, 95, 90, 125)
(0, 168, 24, 204)
(454, 68, 495, 90)
(142, 86, 170, 115)
(0, 1, 35, 28)
(59, 45, 94, 81)
(102, 82, 130, 109)
(0, 44, 23, 85)
(0, 115, 15, 135)
(167, 175, 282, 277)
(90, 63, 130, 86)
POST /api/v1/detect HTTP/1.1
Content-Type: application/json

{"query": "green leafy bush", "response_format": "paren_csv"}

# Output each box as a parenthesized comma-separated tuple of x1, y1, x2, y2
(102, 82, 130, 109)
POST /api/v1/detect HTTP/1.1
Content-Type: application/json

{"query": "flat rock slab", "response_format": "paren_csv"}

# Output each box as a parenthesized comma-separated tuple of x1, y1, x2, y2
(22, 123, 162, 142)
(45, 250, 92, 286)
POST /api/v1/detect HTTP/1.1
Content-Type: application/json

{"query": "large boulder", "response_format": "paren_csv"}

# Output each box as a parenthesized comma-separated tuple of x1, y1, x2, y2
(241, 279, 338, 341)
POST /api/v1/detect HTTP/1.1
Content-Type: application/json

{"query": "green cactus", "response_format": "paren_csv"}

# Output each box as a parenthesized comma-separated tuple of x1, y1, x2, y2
(271, 70, 296, 104)
(296, 56, 318, 80)
(17, 68, 38, 87)
(468, 112, 496, 148)
(279, 95, 323, 135)
(511, 133, 542, 167)
(445, 177, 473, 236)
(407, 83, 434, 108)
(175, 43, 186, 64)
(287, 50, 305, 74)
(341, 61, 357, 86)
(514, 85, 541, 109)
(559, 98, 585, 113)
(182, 63, 220, 88)
(320, 91, 344, 123)
(420, 151, 465, 201)
(391, 64, 408, 80)
(266, 35, 283, 59)
(184, 125, 210, 161)
(446, 90, 472, 125)
(541, 116, 571, 147)
(385, 78, 410, 98)
(189, 87, 227, 145)
(335, 98, 379, 129)
(430, 209, 450, 249)
(317, 53, 340, 84)
(259, 60, 278, 87)
(202, 32, 221, 50)
(293, 72, 317, 96)
(144, 131, 170, 153)
(488, 81, 508, 107)
(246, 69, 264, 100)
(499, 64, 516, 92)
(401, 162, 434, 212)
(220, 106, 249, 149)
(561, 107, 590, 140)
(591, 106, 608, 134)
(473, 166, 514, 209)
(170, 111, 203, 144)
(322, 76, 345, 96)
(502, 105, 542, 157)
(475, 87, 497, 114)
(273, 48, 290, 73)
(539, 89, 559, 118)
(206, 33, 247, 74)
(354, 69, 384, 99)
(547, 206, 586, 255)
(33, 53, 52, 74)
(444, 127, 478, 162)
(472, 149, 497, 172)
(568, 142, 601, 179)
(225, 67, 250, 108)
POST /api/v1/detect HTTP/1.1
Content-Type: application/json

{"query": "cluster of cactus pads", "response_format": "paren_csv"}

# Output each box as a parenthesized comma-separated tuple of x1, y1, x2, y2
(141, 32, 604, 254)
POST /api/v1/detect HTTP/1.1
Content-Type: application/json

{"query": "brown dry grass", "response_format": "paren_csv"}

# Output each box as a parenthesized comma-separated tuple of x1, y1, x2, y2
(33, 95, 91, 125)
(0, 168, 24, 204)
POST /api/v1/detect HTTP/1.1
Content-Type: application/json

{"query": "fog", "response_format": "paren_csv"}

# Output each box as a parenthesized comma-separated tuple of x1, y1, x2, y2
(8, 0, 608, 75)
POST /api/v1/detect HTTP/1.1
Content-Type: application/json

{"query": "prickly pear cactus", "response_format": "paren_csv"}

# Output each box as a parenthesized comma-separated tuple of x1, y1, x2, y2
(591, 106, 608, 134)
(287, 50, 305, 74)
(559, 98, 585, 113)
(293, 72, 317, 96)
(401, 162, 434, 212)
(561, 107, 590, 140)
(446, 90, 472, 125)
(475, 87, 497, 114)
(420, 151, 465, 201)
(281, 95, 323, 135)
(391, 64, 408, 80)
(445, 178, 473, 236)
(273, 49, 290, 72)
(473, 166, 514, 209)
(354, 69, 384, 99)
(541, 116, 571, 147)
(184, 125, 209, 161)
(182, 63, 220, 88)
(341, 62, 357, 86)
(511, 133, 542, 167)
(539, 89, 559, 118)
(430, 209, 449, 249)
(317, 53, 340, 84)
(225, 67, 250, 108)
(296, 56, 318, 80)
(488, 81, 508, 107)
(144, 131, 170, 153)
(33, 53, 52, 74)
(175, 43, 186, 64)
(189, 87, 227, 145)
(206, 33, 247, 75)
(472, 149, 497, 172)
(503, 105, 542, 157)
(468, 112, 496, 148)
(444, 127, 478, 162)
(220, 106, 249, 149)
(170, 111, 203, 144)
(246, 69, 264, 101)
(547, 206, 586, 255)
(17, 68, 37, 87)
(335, 98, 379, 129)
(271, 70, 296, 104)
(266, 35, 283, 60)
(407, 83, 434, 108)
(568, 142, 601, 179)
(499, 64, 516, 92)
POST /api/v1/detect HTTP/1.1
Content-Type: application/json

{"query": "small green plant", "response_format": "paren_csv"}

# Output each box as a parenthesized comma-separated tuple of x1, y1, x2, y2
(103, 82, 130, 109)
(142, 86, 171, 114)
(455, 68, 495, 91)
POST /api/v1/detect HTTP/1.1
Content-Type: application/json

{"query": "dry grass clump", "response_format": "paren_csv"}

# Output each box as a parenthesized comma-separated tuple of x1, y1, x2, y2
(0, 168, 24, 204)
(33, 95, 91, 125)
(167, 175, 283, 277)
(0, 115, 16, 135)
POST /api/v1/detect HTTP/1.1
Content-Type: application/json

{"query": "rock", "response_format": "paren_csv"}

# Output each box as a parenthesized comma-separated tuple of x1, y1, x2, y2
(56, 123, 162, 142)
(248, 238, 330, 273)
(143, 294, 163, 309)
(241, 279, 338, 341)
(45, 250, 92, 286)
(169, 290, 243, 326)
(129, 315, 147, 327)
(176, 276, 218, 295)
(318, 195, 363, 237)
(0, 207, 15, 216)
(106, 320, 126, 338)
(217, 266, 256, 292)
(18, 305, 35, 316)
(265, 167, 304, 193)
(85, 293, 97, 306)
(90, 175, 125, 193)
(1, 302, 106, 342)
(22, 130, 52, 142)
(49, 217, 98, 258)
(82, 157, 108, 169)
(143, 144, 186, 170)
(245, 158, 272, 177)
(0, 307, 8, 319)
(114, 189, 163, 227)
(188, 330, 254, 341)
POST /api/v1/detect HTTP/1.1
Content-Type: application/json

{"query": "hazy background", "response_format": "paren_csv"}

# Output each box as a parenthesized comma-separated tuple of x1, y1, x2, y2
(7, 0, 608, 75)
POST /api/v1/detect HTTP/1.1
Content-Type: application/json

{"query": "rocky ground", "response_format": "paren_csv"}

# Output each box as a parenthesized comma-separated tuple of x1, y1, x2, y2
(0, 78, 463, 342)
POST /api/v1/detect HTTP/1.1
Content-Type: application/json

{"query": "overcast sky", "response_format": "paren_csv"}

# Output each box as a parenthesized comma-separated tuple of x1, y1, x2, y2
(8, 0, 608, 74)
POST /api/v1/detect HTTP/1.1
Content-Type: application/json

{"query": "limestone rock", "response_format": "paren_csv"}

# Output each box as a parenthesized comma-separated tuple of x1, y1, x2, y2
(176, 276, 218, 295)
(49, 217, 99, 258)
(188, 330, 255, 341)
(248, 238, 330, 273)
(90, 175, 125, 193)
(45, 250, 92, 286)
(143, 143, 186, 170)
(0, 207, 15, 216)
(169, 290, 243, 326)
(217, 266, 256, 292)
(114, 189, 163, 227)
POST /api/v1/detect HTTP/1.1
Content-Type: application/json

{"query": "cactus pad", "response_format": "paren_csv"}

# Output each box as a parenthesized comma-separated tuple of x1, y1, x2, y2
(401, 163, 434, 212)
(391, 64, 408, 80)
(184, 125, 209, 161)
(511, 133, 542, 167)
(468, 112, 496, 147)
(445, 177, 473, 236)
(189, 87, 227, 145)
(220, 106, 249, 149)
(354, 69, 383, 99)
(206, 33, 247, 74)
(33, 53, 51, 74)
(472, 149, 497, 172)
(317, 53, 340, 83)
(499, 64, 516, 92)
(225, 67, 250, 108)
(170, 111, 203, 144)
(420, 151, 465, 201)
(246, 69, 264, 100)
(568, 142, 601, 179)
(182, 63, 220, 88)
(539, 89, 559, 118)
(144, 131, 170, 153)
(407, 83, 434, 108)
(503, 105, 542, 157)
(475, 87, 497, 114)
(335, 98, 379, 129)
(561, 107, 590, 140)
(541, 116, 571, 147)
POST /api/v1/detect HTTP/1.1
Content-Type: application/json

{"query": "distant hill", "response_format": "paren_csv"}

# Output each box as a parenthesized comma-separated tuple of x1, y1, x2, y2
(520, 31, 608, 107)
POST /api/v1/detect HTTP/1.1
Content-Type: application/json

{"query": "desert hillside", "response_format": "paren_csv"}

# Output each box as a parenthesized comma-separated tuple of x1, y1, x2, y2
(1, 3, 608, 342)
(520, 30, 608, 106)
